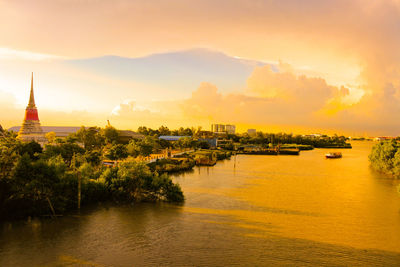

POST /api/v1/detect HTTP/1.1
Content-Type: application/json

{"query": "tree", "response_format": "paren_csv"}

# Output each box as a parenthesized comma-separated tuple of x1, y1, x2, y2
(102, 126, 119, 144)
(12, 154, 61, 216)
(158, 125, 171, 136)
(369, 140, 400, 177)
(198, 140, 211, 149)
(43, 143, 85, 164)
(0, 136, 20, 180)
(76, 126, 104, 150)
(177, 127, 193, 136)
(85, 150, 102, 166)
(137, 126, 149, 135)
(113, 160, 184, 202)
(106, 144, 128, 160)
(128, 136, 159, 157)
(79, 162, 96, 181)
(175, 137, 195, 149)
(17, 141, 43, 160)
(45, 131, 57, 144)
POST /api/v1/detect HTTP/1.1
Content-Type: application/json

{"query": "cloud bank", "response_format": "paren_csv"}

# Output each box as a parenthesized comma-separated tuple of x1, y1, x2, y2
(2, 0, 400, 134)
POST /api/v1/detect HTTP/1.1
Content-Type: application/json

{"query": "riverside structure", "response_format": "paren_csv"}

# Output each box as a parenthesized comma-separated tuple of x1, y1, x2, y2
(17, 73, 47, 145)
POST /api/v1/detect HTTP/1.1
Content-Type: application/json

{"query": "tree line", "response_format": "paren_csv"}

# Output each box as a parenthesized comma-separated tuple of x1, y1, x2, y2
(0, 126, 185, 221)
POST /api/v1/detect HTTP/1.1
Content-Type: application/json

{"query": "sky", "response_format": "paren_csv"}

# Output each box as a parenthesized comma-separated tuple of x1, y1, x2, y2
(1, 0, 400, 136)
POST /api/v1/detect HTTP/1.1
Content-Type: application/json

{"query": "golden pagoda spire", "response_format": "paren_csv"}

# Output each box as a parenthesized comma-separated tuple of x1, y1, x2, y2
(28, 72, 36, 108)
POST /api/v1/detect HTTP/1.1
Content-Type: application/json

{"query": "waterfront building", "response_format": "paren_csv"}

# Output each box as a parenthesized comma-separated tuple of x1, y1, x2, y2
(17, 73, 47, 145)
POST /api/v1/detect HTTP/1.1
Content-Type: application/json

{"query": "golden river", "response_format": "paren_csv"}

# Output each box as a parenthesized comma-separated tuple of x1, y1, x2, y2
(1, 141, 400, 266)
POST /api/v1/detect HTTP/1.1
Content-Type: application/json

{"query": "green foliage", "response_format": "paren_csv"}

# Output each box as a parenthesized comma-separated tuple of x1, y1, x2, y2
(75, 126, 105, 150)
(235, 132, 350, 148)
(16, 141, 43, 159)
(127, 136, 159, 157)
(137, 126, 193, 137)
(43, 143, 85, 164)
(198, 141, 211, 149)
(3, 154, 70, 219)
(102, 126, 119, 144)
(0, 125, 187, 221)
(158, 125, 171, 136)
(106, 144, 128, 160)
(79, 162, 97, 181)
(45, 131, 57, 144)
(174, 137, 196, 149)
(148, 158, 195, 173)
(149, 174, 184, 202)
(0, 136, 20, 180)
(369, 140, 400, 178)
(84, 150, 102, 166)
(104, 160, 184, 202)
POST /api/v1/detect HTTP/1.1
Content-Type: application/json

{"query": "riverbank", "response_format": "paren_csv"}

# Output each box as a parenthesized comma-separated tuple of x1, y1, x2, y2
(150, 149, 232, 170)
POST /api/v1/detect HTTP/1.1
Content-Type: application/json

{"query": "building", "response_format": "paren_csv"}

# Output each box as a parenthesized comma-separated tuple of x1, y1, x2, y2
(247, 129, 257, 136)
(17, 73, 47, 145)
(211, 124, 236, 134)
(211, 124, 225, 133)
(10, 126, 81, 137)
(159, 135, 191, 141)
(225, 124, 236, 134)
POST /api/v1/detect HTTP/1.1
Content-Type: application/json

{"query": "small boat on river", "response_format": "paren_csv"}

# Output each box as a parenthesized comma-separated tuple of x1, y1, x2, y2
(325, 152, 342, 159)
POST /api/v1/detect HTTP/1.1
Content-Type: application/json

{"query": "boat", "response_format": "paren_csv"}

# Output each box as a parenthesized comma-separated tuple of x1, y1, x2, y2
(325, 152, 342, 159)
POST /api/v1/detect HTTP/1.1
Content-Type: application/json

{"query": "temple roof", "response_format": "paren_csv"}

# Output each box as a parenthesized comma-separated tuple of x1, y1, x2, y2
(28, 72, 36, 108)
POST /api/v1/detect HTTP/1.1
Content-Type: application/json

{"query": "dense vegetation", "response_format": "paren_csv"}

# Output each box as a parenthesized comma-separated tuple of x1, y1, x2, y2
(136, 125, 351, 150)
(148, 158, 196, 173)
(234, 132, 351, 148)
(0, 127, 184, 221)
(369, 140, 400, 178)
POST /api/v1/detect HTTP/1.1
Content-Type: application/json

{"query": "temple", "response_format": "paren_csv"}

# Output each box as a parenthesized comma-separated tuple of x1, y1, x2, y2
(18, 73, 47, 144)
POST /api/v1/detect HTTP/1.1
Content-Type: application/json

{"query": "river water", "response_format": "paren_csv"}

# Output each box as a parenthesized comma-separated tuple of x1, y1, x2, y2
(1, 141, 400, 266)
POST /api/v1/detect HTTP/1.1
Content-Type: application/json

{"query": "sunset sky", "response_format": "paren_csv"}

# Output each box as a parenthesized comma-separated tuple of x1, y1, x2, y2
(1, 0, 400, 135)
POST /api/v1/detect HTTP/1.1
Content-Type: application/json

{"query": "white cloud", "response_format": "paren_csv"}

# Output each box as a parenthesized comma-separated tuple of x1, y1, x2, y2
(0, 47, 63, 61)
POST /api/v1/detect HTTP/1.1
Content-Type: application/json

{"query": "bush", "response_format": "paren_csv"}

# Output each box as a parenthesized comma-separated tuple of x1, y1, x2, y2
(369, 140, 400, 178)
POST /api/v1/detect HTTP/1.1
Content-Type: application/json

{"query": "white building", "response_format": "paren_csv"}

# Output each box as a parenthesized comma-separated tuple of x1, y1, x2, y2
(211, 124, 236, 134)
